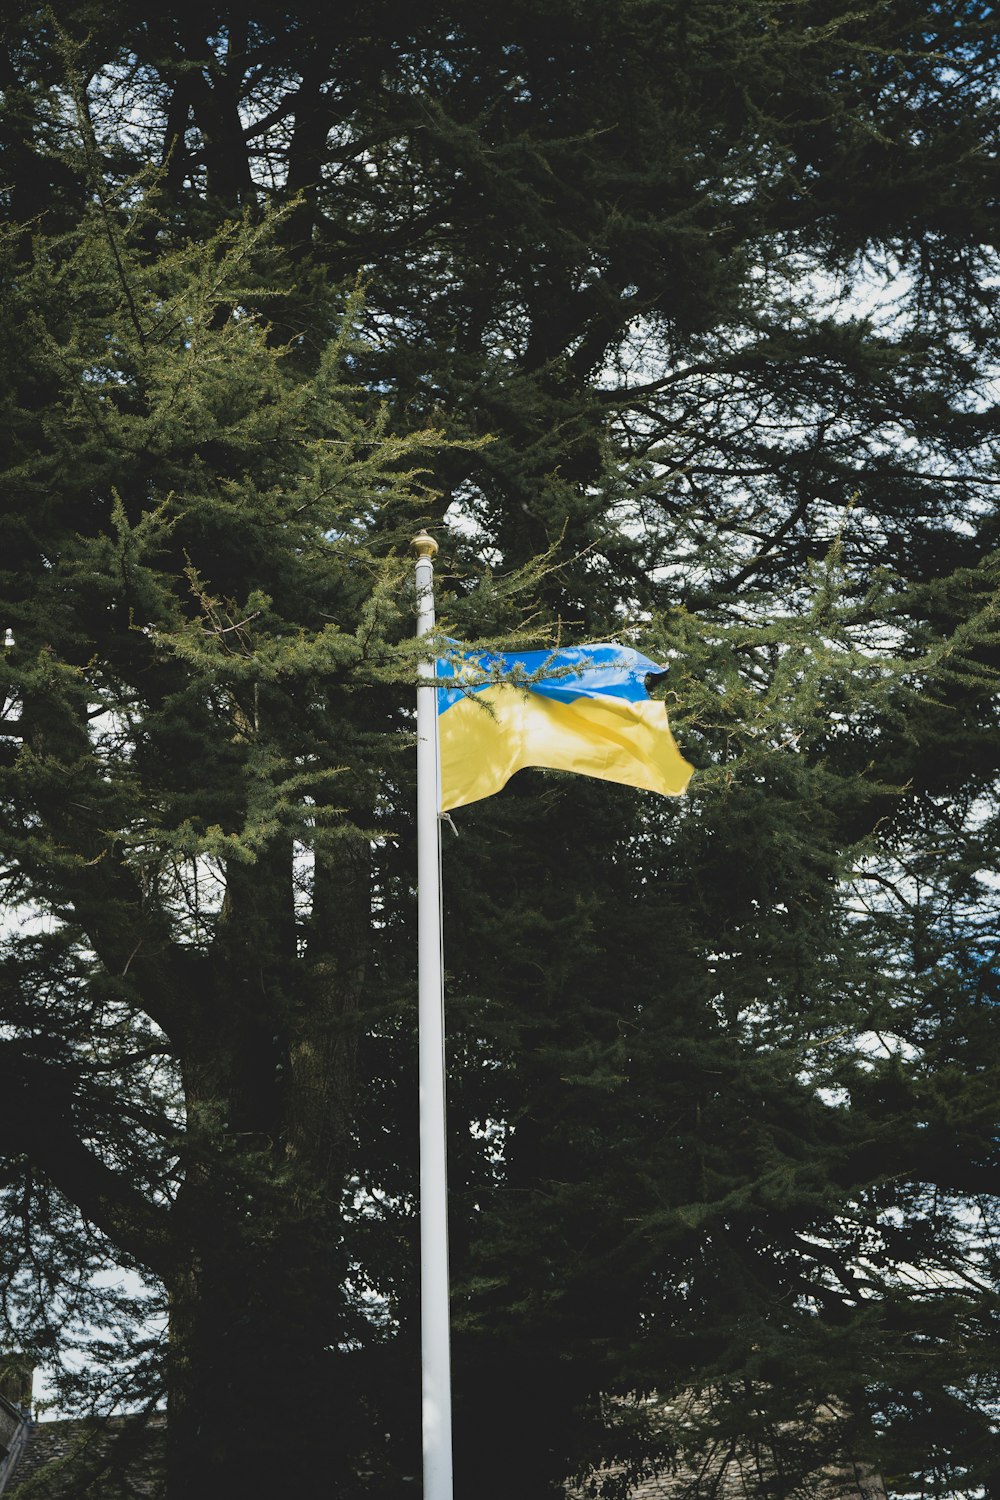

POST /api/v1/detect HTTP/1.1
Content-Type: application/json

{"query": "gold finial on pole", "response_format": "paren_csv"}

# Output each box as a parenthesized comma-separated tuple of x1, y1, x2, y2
(412, 530, 439, 560)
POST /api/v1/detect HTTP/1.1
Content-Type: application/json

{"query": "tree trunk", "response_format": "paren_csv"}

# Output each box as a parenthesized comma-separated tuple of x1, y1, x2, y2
(163, 821, 372, 1497)
(165, 1183, 349, 1498)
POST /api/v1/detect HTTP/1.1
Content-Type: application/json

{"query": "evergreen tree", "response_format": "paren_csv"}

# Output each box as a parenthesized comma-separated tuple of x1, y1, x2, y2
(0, 161, 447, 1492)
(1, 4, 1000, 1497)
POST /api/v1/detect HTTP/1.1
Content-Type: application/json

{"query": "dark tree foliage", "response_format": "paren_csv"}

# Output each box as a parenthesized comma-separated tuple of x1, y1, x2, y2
(1, 4, 1000, 1498)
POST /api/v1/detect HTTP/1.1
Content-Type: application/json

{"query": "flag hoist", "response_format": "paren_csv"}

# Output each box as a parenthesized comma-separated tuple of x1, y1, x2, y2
(413, 530, 452, 1500)
(412, 532, 693, 1500)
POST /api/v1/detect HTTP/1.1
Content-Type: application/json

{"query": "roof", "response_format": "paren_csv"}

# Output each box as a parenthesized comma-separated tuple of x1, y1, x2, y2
(3, 1416, 165, 1500)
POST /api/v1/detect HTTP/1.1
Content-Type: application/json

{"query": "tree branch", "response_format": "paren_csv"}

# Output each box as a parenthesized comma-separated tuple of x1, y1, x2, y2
(0, 1043, 175, 1279)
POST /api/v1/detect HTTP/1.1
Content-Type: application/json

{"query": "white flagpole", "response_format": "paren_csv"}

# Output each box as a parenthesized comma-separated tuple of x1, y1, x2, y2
(412, 530, 454, 1500)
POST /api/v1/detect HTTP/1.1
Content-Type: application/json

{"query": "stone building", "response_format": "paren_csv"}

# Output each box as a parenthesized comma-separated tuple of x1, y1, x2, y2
(0, 1370, 885, 1499)
(565, 1389, 887, 1500)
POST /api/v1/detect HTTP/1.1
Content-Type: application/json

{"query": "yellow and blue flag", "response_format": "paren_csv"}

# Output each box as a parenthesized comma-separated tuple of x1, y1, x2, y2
(437, 643, 693, 811)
